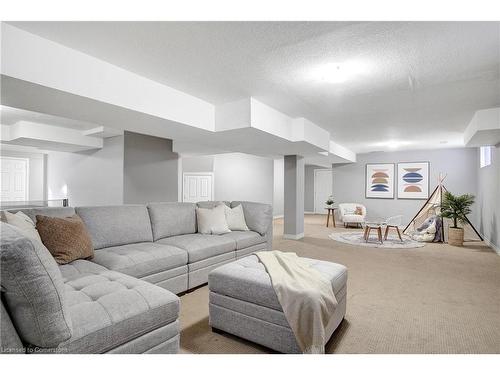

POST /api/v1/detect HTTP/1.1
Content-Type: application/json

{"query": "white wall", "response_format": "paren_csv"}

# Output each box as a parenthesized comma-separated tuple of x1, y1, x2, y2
(181, 152, 274, 205)
(476, 145, 500, 253)
(46, 136, 124, 206)
(273, 158, 284, 217)
(0, 149, 46, 201)
(332, 148, 480, 227)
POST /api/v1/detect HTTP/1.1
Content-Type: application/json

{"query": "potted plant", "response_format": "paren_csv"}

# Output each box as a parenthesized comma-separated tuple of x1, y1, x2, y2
(440, 191, 475, 246)
(325, 196, 335, 207)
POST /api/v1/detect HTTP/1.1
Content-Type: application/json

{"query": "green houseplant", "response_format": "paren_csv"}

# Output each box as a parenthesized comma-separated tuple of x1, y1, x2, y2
(325, 196, 334, 207)
(440, 191, 475, 246)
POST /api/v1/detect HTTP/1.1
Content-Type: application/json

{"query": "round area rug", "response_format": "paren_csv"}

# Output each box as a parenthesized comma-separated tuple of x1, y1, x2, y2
(329, 232, 425, 249)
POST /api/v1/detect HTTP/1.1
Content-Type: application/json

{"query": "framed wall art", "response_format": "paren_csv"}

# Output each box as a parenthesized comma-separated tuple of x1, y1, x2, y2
(365, 163, 395, 199)
(397, 162, 430, 199)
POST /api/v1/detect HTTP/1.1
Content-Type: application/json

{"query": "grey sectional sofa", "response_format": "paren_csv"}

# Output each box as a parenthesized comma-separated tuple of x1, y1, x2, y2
(0, 201, 273, 354)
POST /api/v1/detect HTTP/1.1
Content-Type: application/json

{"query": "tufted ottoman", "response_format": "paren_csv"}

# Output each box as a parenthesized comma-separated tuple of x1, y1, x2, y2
(208, 255, 347, 353)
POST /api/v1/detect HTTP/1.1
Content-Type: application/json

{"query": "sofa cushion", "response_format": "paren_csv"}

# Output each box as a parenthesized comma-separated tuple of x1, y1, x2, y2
(230, 201, 272, 236)
(222, 231, 266, 250)
(0, 222, 72, 348)
(1, 300, 25, 354)
(147, 202, 196, 241)
(36, 215, 94, 265)
(76, 205, 153, 250)
(91, 242, 187, 278)
(157, 234, 236, 263)
(57, 260, 179, 353)
(209, 255, 348, 311)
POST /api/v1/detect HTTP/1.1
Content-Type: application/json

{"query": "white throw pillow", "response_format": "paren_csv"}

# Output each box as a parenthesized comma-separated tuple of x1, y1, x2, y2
(4, 211, 43, 242)
(224, 204, 249, 231)
(196, 204, 231, 235)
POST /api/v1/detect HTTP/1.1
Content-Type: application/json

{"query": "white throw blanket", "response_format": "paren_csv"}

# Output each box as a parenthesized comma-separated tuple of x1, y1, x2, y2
(255, 251, 338, 354)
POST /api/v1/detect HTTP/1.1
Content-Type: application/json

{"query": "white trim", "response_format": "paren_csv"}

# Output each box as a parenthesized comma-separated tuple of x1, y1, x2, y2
(273, 214, 284, 219)
(313, 168, 333, 214)
(283, 233, 304, 240)
(481, 234, 500, 255)
(305, 211, 317, 215)
(182, 172, 214, 202)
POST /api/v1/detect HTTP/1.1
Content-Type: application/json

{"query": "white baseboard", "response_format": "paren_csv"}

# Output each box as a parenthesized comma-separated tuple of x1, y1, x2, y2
(305, 211, 316, 215)
(283, 233, 304, 240)
(273, 215, 284, 219)
(482, 234, 500, 255)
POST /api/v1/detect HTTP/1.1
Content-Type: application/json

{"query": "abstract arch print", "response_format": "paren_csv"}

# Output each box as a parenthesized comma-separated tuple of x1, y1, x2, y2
(397, 162, 430, 199)
(365, 163, 395, 199)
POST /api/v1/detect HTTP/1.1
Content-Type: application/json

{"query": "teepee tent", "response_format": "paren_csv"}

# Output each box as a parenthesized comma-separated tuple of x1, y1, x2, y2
(403, 174, 483, 243)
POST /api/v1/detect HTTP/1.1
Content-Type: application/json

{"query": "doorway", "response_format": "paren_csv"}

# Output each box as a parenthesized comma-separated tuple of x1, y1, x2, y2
(182, 173, 214, 203)
(313, 168, 333, 214)
(0, 156, 29, 202)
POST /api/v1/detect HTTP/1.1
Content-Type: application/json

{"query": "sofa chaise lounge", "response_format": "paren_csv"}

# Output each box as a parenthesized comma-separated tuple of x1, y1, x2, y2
(0, 201, 273, 354)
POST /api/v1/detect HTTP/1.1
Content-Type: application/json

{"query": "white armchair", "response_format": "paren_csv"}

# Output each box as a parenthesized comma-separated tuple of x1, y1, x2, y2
(338, 203, 367, 228)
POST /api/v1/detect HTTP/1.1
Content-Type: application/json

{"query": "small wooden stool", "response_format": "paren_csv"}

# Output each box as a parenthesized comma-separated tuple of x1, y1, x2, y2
(384, 225, 403, 242)
(364, 224, 383, 243)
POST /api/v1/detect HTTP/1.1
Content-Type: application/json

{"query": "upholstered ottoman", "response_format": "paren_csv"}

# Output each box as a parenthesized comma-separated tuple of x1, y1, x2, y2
(208, 255, 347, 353)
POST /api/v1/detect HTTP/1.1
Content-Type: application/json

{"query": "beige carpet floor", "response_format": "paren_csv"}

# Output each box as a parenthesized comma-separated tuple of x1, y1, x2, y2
(179, 214, 500, 354)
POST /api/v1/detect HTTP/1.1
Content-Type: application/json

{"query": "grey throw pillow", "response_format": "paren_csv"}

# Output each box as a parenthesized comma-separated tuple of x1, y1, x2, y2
(0, 222, 72, 348)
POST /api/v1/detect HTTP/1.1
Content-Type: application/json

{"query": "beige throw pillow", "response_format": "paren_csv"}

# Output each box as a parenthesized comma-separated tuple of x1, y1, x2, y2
(224, 204, 249, 231)
(196, 204, 230, 235)
(4, 211, 43, 242)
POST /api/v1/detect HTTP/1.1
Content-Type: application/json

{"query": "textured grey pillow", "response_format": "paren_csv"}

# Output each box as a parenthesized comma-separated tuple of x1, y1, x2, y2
(0, 222, 72, 348)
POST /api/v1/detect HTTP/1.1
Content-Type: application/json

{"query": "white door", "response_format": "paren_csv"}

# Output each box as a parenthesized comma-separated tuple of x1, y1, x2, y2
(314, 169, 333, 214)
(0, 157, 29, 203)
(183, 173, 214, 203)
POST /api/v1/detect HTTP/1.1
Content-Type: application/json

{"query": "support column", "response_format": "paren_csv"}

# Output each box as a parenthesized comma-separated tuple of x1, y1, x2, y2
(283, 155, 305, 240)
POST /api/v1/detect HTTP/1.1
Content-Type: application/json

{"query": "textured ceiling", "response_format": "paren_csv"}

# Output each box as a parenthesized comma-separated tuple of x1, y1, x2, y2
(8, 21, 500, 153)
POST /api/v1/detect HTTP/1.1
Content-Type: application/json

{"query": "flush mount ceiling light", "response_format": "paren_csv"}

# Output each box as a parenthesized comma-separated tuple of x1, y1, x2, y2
(310, 61, 369, 84)
(374, 140, 412, 149)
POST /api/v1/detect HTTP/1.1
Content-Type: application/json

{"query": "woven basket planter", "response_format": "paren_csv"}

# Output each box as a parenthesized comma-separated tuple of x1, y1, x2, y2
(448, 227, 464, 246)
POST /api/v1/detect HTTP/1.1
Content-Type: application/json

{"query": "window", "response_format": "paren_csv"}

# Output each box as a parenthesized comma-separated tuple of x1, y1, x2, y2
(480, 146, 492, 168)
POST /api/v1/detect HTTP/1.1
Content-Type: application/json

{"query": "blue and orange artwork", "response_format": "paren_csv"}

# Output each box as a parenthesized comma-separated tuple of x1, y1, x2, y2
(402, 168, 423, 192)
(371, 170, 390, 192)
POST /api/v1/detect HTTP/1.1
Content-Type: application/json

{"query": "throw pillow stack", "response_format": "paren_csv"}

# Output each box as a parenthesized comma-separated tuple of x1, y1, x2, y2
(2, 211, 94, 264)
(196, 202, 249, 235)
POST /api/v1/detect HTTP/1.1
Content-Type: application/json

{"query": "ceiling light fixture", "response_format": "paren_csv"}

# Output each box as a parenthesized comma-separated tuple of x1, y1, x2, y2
(311, 61, 369, 84)
(374, 140, 412, 149)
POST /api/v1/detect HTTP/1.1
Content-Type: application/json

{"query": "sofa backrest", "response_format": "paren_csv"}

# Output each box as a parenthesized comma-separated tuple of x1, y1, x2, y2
(75, 205, 153, 250)
(230, 201, 273, 236)
(0, 222, 72, 348)
(2, 207, 76, 223)
(196, 201, 230, 209)
(147, 202, 196, 241)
